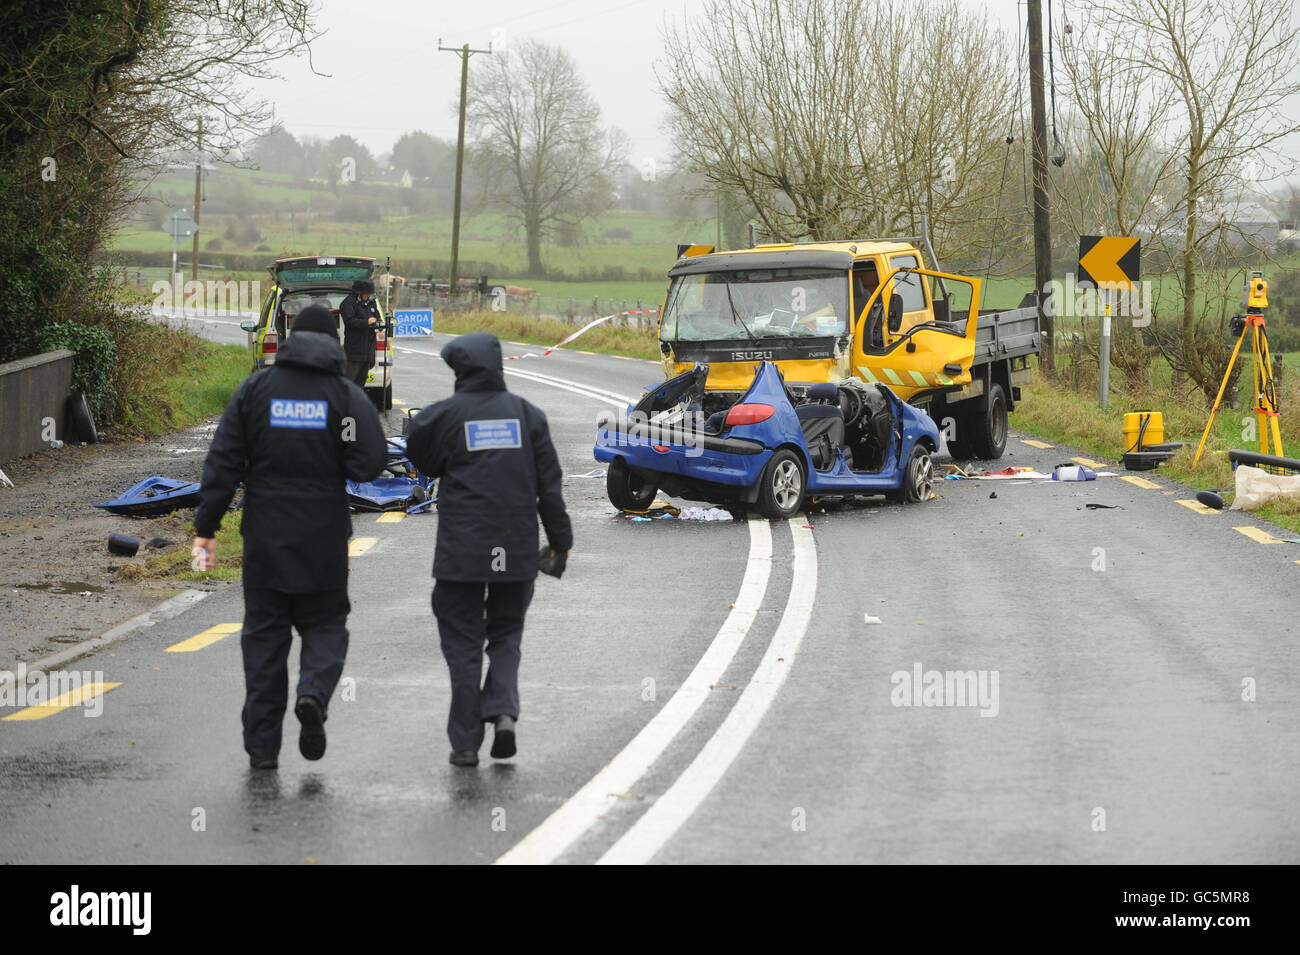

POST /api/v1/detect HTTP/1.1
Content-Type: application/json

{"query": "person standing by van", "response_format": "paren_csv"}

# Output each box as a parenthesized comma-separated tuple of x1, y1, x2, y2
(340, 278, 380, 388)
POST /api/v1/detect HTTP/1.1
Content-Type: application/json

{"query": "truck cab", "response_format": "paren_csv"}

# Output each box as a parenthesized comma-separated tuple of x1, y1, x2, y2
(657, 240, 1040, 459)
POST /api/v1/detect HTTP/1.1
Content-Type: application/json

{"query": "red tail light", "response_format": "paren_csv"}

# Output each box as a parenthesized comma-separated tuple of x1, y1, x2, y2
(724, 403, 775, 427)
(263, 331, 277, 354)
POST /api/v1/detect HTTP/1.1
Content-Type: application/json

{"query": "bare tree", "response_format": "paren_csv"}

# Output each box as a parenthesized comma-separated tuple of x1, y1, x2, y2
(466, 40, 627, 277)
(657, 0, 1023, 265)
(1085, 0, 1300, 399)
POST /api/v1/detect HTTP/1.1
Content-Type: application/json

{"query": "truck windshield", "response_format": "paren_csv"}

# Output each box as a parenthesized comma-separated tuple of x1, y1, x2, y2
(661, 268, 849, 342)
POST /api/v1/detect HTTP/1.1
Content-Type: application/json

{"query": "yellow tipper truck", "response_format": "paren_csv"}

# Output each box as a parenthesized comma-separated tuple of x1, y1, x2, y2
(657, 236, 1041, 459)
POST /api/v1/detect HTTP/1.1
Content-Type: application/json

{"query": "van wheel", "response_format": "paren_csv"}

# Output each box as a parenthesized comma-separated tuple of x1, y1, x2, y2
(757, 449, 805, 519)
(968, 383, 1008, 459)
(607, 457, 657, 511)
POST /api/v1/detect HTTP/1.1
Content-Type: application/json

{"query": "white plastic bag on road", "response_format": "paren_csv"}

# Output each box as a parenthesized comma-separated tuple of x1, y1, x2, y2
(678, 506, 734, 521)
(1231, 464, 1300, 511)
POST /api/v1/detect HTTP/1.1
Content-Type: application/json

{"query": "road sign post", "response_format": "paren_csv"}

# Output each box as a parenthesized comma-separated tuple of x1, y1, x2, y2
(1078, 235, 1140, 409)
(162, 209, 199, 309)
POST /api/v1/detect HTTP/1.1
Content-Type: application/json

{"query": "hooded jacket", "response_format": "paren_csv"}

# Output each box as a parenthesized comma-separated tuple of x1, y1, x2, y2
(406, 332, 572, 581)
(340, 291, 380, 364)
(194, 329, 387, 592)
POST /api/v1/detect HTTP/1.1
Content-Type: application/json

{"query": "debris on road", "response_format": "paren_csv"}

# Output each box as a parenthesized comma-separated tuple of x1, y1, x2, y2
(575, 468, 606, 478)
(107, 533, 139, 556)
(93, 476, 202, 517)
(864, 614, 883, 625)
(1052, 464, 1097, 481)
(678, 506, 734, 521)
(1084, 503, 1122, 510)
(346, 477, 431, 512)
(1195, 490, 1226, 510)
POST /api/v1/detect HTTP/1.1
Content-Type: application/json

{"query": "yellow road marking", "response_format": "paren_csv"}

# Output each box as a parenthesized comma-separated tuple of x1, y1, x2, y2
(578, 350, 597, 356)
(1072, 456, 1110, 468)
(1234, 526, 1281, 545)
(349, 537, 379, 556)
(1021, 439, 1054, 449)
(3, 682, 122, 721)
(376, 512, 405, 523)
(166, 623, 241, 653)
(1175, 499, 1216, 514)
(392, 399, 408, 406)
(1121, 475, 1160, 489)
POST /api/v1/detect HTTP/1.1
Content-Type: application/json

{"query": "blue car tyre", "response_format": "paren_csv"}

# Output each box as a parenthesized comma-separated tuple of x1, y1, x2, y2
(607, 456, 658, 512)
(757, 448, 805, 519)
(890, 445, 935, 503)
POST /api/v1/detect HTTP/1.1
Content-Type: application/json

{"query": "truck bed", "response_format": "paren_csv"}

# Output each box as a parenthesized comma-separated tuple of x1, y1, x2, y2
(952, 293, 1041, 367)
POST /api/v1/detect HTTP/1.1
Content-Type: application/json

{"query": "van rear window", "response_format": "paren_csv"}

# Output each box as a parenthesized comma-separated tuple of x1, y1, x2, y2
(278, 266, 371, 285)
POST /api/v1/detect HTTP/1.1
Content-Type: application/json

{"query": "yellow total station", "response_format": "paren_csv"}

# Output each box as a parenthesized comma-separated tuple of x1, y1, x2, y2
(1194, 271, 1283, 465)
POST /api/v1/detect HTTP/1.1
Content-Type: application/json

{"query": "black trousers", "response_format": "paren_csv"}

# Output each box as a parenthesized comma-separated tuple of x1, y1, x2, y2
(241, 587, 350, 760)
(344, 358, 369, 388)
(432, 578, 535, 752)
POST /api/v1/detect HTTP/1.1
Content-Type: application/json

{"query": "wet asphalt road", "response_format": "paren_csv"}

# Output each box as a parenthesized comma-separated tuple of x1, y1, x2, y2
(1, 319, 1298, 864)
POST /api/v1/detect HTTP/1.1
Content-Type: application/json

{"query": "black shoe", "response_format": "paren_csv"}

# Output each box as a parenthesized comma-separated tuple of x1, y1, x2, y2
(294, 695, 327, 761)
(449, 750, 479, 767)
(490, 715, 517, 759)
(249, 755, 278, 770)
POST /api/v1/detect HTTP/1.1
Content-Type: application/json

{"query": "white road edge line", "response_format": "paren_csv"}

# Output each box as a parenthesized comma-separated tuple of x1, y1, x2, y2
(393, 344, 634, 406)
(597, 519, 818, 865)
(0, 589, 210, 691)
(494, 517, 773, 865)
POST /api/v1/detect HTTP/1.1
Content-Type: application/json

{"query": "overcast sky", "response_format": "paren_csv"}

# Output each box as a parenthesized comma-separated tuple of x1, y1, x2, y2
(242, 0, 1297, 189)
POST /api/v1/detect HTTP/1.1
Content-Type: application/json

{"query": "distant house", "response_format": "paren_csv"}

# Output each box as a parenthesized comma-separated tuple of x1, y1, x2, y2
(1137, 196, 1282, 248)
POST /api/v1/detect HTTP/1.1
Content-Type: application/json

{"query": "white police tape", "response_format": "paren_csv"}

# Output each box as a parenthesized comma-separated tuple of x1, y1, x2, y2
(506, 314, 615, 359)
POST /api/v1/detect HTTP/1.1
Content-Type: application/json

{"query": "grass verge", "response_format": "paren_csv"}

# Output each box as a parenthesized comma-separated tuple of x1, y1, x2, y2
(431, 309, 662, 361)
(121, 521, 243, 583)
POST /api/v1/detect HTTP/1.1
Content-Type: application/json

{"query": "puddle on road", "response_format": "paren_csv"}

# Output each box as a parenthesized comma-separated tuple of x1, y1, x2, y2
(12, 581, 107, 594)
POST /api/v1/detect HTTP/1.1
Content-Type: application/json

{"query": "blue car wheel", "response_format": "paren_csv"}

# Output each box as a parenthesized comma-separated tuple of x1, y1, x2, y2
(757, 449, 805, 519)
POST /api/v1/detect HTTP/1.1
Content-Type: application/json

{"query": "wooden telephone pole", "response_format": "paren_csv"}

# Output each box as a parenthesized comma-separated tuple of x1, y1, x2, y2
(1027, 0, 1054, 373)
(438, 39, 492, 301)
(191, 117, 203, 283)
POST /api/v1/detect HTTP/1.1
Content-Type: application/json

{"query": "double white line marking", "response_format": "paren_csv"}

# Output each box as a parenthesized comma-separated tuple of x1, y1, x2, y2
(498, 519, 818, 865)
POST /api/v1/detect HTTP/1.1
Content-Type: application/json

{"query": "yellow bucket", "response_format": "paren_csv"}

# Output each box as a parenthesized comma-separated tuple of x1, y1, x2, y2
(1122, 411, 1164, 453)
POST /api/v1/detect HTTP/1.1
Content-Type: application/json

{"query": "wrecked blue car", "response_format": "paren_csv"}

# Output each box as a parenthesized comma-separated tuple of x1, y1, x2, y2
(593, 362, 939, 519)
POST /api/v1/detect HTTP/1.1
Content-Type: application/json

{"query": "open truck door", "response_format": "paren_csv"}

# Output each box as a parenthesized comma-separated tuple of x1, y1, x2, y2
(852, 266, 982, 396)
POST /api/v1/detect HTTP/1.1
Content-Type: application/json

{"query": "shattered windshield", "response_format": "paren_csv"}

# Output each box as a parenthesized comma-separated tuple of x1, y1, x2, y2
(661, 268, 849, 342)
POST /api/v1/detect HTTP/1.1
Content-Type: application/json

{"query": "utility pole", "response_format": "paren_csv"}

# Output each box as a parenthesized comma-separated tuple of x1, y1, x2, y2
(191, 117, 203, 283)
(438, 38, 492, 303)
(1027, 0, 1054, 373)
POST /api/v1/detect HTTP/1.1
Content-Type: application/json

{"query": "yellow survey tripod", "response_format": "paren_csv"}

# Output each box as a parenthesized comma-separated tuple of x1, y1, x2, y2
(1194, 271, 1282, 465)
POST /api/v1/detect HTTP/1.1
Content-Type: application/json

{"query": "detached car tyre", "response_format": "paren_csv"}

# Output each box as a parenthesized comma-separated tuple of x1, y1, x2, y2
(607, 457, 657, 511)
(757, 448, 805, 519)
(889, 445, 934, 503)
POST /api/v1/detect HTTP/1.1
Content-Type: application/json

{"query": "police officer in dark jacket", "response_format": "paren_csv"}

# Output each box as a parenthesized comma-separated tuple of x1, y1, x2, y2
(192, 304, 386, 770)
(340, 278, 380, 388)
(406, 332, 572, 767)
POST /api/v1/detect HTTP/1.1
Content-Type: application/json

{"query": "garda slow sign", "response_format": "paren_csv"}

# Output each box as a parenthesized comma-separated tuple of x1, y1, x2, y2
(393, 307, 433, 336)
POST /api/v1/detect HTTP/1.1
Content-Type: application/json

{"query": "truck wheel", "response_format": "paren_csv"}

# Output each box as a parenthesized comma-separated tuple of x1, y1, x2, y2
(889, 445, 934, 503)
(968, 383, 1008, 459)
(607, 457, 657, 511)
(756, 449, 805, 519)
